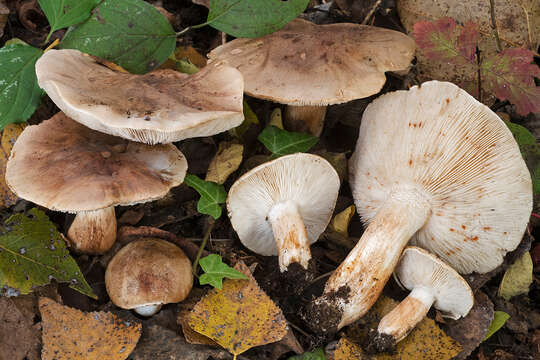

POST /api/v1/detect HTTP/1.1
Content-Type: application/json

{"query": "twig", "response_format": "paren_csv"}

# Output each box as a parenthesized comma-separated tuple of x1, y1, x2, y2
(489, 0, 502, 52)
(531, 213, 540, 220)
(192, 218, 215, 276)
(288, 321, 311, 338)
(361, 0, 384, 25)
(310, 271, 334, 285)
(476, 47, 482, 102)
(518, 1, 533, 49)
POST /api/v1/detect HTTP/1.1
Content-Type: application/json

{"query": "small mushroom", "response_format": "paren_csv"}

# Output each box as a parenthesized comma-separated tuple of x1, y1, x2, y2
(309, 81, 532, 331)
(6, 113, 187, 254)
(209, 18, 415, 136)
(105, 238, 193, 316)
(227, 153, 340, 275)
(35, 49, 244, 144)
(372, 246, 473, 351)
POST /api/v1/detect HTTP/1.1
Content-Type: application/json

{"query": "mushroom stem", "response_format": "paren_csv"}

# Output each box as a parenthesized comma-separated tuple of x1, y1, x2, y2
(312, 186, 431, 330)
(268, 200, 311, 272)
(67, 207, 117, 254)
(284, 105, 327, 137)
(135, 304, 162, 317)
(377, 286, 434, 344)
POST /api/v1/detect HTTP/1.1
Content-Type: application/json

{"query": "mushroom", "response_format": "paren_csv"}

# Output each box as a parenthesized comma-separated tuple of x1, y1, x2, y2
(35, 49, 244, 144)
(227, 153, 340, 275)
(6, 113, 187, 254)
(309, 81, 532, 331)
(208, 18, 415, 136)
(105, 238, 193, 316)
(372, 246, 473, 351)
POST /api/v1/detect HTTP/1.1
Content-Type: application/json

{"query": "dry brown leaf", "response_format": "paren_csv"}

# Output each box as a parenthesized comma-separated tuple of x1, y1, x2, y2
(0, 123, 25, 208)
(0, 1, 8, 38)
(336, 295, 461, 360)
(206, 142, 244, 184)
(329, 205, 355, 237)
(0, 297, 41, 360)
(398, 0, 540, 103)
(39, 297, 142, 360)
(188, 262, 288, 358)
(174, 45, 208, 68)
(334, 337, 370, 360)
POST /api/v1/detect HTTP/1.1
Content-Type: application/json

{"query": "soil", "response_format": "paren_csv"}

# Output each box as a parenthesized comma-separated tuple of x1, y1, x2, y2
(1, 1, 539, 359)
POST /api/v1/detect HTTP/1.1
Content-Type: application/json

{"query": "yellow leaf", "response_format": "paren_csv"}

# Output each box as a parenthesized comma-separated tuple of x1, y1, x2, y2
(335, 295, 461, 360)
(188, 262, 288, 357)
(498, 252, 533, 300)
(174, 45, 207, 68)
(39, 297, 142, 360)
(0, 123, 25, 208)
(205, 142, 244, 184)
(329, 205, 355, 237)
(314, 150, 348, 182)
(269, 108, 284, 129)
(230, 100, 259, 138)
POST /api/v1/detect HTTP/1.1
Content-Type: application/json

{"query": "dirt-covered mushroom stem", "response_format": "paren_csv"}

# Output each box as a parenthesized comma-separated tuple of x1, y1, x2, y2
(284, 105, 327, 137)
(67, 207, 116, 254)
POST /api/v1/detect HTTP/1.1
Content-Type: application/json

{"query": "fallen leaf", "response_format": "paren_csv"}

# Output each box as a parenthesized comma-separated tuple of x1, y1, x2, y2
(444, 290, 494, 359)
(483, 311, 510, 341)
(177, 287, 219, 346)
(198, 254, 248, 289)
(329, 205, 355, 237)
(337, 295, 461, 360)
(184, 174, 227, 219)
(188, 262, 288, 357)
(230, 100, 259, 138)
(289, 347, 326, 360)
(206, 142, 244, 184)
(39, 297, 142, 360)
(258, 126, 318, 157)
(269, 108, 284, 129)
(0, 1, 8, 38)
(0, 297, 41, 360)
(313, 150, 348, 182)
(333, 337, 369, 360)
(497, 251, 533, 300)
(0, 123, 25, 208)
(174, 45, 207, 68)
(0, 208, 96, 298)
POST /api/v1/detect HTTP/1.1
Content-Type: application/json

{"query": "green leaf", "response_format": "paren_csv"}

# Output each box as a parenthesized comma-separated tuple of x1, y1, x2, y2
(0, 208, 97, 299)
(208, 0, 309, 38)
(0, 44, 43, 129)
(497, 252, 533, 300)
(60, 0, 176, 74)
(184, 174, 227, 220)
(288, 348, 326, 360)
(258, 125, 318, 157)
(483, 311, 510, 341)
(506, 121, 540, 195)
(198, 254, 248, 289)
(38, 0, 100, 40)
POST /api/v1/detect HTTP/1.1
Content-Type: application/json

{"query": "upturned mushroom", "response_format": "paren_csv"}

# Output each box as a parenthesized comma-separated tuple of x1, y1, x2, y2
(372, 246, 473, 351)
(208, 18, 415, 136)
(309, 81, 532, 331)
(35, 49, 244, 144)
(105, 238, 193, 316)
(227, 153, 340, 274)
(6, 113, 187, 253)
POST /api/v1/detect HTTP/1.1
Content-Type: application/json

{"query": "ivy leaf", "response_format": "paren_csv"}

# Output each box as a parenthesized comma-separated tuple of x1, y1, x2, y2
(60, 0, 175, 74)
(505, 121, 540, 195)
(184, 174, 227, 220)
(198, 254, 248, 289)
(413, 17, 476, 65)
(0, 208, 97, 299)
(288, 348, 326, 360)
(38, 0, 100, 40)
(0, 44, 43, 129)
(481, 48, 540, 116)
(483, 311, 510, 341)
(258, 126, 318, 157)
(208, 0, 309, 38)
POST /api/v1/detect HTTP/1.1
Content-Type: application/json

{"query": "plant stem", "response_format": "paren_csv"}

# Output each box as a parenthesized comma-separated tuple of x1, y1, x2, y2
(192, 217, 216, 276)
(175, 0, 242, 37)
(476, 47, 482, 103)
(489, 0, 502, 52)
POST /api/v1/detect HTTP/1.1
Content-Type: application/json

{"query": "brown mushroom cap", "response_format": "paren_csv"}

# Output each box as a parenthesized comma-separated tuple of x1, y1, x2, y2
(208, 18, 415, 106)
(6, 112, 187, 212)
(35, 49, 244, 144)
(105, 238, 193, 310)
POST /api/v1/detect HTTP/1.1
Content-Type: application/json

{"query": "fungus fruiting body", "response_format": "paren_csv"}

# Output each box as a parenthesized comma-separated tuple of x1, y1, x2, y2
(309, 81, 532, 331)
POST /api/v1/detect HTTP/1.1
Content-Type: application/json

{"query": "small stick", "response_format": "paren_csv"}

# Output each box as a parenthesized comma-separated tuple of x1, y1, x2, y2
(192, 218, 215, 275)
(361, 0, 384, 25)
(489, 0, 502, 52)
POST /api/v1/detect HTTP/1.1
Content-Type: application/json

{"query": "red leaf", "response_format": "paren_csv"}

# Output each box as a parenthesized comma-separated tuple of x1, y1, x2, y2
(481, 48, 540, 116)
(413, 17, 476, 65)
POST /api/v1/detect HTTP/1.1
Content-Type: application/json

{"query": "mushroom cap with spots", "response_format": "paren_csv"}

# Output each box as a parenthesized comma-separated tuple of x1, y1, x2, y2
(393, 247, 473, 319)
(5, 112, 188, 212)
(35, 49, 244, 145)
(208, 18, 415, 106)
(105, 238, 193, 313)
(350, 80, 532, 274)
(227, 153, 340, 271)
(310, 80, 532, 331)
